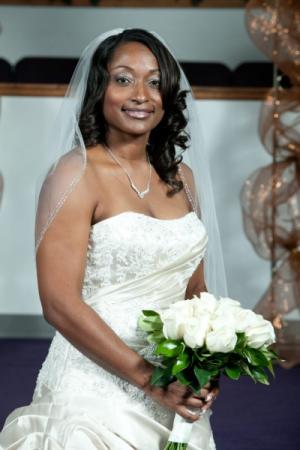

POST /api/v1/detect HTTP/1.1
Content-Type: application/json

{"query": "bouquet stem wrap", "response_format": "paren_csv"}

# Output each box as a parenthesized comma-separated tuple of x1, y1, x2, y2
(168, 413, 193, 444)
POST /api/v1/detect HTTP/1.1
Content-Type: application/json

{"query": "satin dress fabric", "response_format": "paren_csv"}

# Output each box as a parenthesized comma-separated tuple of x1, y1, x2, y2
(0, 211, 216, 450)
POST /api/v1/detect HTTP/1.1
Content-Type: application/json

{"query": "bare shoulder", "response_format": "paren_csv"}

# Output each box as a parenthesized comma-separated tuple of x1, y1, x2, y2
(36, 149, 98, 250)
(86, 144, 109, 167)
(179, 162, 196, 189)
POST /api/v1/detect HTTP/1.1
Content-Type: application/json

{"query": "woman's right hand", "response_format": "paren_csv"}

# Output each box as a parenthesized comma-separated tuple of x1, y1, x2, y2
(143, 380, 211, 422)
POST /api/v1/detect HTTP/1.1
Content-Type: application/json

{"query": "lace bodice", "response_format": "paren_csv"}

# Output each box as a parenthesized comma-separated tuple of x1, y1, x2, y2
(34, 211, 208, 426)
(82, 211, 207, 297)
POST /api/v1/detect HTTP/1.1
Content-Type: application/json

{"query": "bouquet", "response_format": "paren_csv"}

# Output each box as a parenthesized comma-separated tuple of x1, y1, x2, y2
(138, 293, 278, 450)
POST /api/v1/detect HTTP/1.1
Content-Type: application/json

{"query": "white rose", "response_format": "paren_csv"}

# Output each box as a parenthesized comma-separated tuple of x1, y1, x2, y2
(162, 311, 186, 340)
(233, 308, 260, 333)
(168, 300, 194, 316)
(183, 314, 212, 349)
(212, 298, 241, 324)
(245, 318, 276, 349)
(193, 292, 218, 316)
(210, 308, 237, 331)
(206, 327, 237, 353)
(161, 301, 194, 340)
(215, 297, 241, 313)
(208, 297, 240, 331)
(162, 300, 193, 320)
(221, 297, 241, 307)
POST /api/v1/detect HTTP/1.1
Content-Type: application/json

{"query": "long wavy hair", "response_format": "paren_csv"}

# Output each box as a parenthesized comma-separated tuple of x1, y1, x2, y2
(79, 28, 190, 195)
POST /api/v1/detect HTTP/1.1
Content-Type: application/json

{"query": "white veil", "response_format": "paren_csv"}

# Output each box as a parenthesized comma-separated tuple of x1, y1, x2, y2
(35, 28, 227, 297)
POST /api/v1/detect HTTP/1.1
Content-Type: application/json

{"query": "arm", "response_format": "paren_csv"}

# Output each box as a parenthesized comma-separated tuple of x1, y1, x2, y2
(185, 260, 207, 299)
(179, 162, 200, 216)
(36, 170, 153, 390)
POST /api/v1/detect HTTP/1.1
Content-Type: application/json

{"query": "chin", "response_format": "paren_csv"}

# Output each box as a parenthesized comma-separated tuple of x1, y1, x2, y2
(119, 123, 155, 137)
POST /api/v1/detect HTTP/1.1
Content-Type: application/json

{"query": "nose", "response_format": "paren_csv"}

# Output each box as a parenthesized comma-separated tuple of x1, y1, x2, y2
(132, 80, 148, 104)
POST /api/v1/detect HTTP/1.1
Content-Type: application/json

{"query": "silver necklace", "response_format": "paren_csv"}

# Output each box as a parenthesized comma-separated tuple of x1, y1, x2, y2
(106, 145, 152, 199)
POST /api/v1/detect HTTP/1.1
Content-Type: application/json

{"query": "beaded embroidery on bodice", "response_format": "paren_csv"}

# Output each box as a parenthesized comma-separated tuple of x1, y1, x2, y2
(34, 211, 208, 427)
(82, 211, 206, 297)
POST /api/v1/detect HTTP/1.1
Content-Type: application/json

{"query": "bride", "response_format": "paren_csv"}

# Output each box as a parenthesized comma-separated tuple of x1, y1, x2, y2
(0, 28, 227, 449)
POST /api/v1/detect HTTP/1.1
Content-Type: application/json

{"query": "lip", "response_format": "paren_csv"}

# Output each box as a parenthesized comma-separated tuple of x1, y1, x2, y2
(122, 108, 154, 119)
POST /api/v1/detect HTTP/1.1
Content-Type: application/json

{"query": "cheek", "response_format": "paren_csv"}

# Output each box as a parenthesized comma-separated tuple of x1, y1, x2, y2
(102, 87, 124, 117)
(153, 92, 164, 120)
(154, 100, 165, 125)
(154, 110, 164, 128)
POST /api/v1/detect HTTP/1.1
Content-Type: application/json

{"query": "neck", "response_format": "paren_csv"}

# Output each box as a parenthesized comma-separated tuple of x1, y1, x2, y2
(105, 132, 149, 162)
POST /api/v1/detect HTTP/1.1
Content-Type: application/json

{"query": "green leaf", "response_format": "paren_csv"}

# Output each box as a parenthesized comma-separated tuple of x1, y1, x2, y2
(146, 331, 165, 344)
(194, 367, 212, 388)
(239, 360, 253, 378)
(252, 367, 270, 385)
(224, 365, 241, 380)
(172, 352, 190, 375)
(164, 442, 188, 449)
(138, 316, 155, 332)
(145, 316, 163, 330)
(243, 347, 269, 367)
(176, 370, 191, 386)
(138, 314, 163, 332)
(236, 332, 247, 348)
(141, 310, 160, 318)
(267, 360, 275, 377)
(194, 352, 208, 362)
(155, 340, 184, 358)
(190, 379, 201, 394)
(150, 366, 174, 387)
(259, 348, 276, 377)
(251, 366, 270, 385)
(265, 348, 279, 360)
(151, 367, 166, 385)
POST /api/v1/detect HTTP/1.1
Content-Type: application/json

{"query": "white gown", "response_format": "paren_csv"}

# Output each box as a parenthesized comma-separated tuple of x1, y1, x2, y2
(0, 211, 216, 450)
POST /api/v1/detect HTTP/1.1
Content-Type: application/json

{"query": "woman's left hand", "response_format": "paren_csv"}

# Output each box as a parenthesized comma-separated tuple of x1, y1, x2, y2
(190, 379, 220, 415)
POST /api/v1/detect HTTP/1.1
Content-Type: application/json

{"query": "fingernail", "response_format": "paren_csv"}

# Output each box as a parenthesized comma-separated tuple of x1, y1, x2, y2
(187, 408, 204, 416)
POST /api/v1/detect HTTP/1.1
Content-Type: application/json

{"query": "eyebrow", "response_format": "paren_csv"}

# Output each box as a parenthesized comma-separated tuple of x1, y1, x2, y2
(110, 65, 160, 74)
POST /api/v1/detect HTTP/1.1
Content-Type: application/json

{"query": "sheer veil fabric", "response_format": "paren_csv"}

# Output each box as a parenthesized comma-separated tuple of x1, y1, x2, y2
(35, 28, 227, 297)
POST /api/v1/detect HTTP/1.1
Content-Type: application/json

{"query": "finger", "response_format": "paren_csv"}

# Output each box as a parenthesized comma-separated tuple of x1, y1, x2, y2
(199, 388, 209, 399)
(181, 387, 194, 399)
(176, 405, 201, 422)
(207, 387, 220, 401)
(201, 386, 219, 402)
(205, 390, 219, 404)
(185, 397, 205, 408)
(202, 400, 214, 411)
(169, 382, 192, 399)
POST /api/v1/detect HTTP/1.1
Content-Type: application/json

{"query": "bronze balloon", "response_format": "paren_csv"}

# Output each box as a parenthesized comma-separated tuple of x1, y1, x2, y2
(246, 0, 300, 86)
(242, 0, 300, 367)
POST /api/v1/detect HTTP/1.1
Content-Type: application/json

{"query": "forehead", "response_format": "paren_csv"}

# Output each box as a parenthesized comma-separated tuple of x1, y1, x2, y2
(108, 41, 159, 70)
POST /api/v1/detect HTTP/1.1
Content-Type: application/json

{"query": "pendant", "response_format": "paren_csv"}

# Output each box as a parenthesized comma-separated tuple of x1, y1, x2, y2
(131, 182, 150, 199)
(137, 189, 149, 199)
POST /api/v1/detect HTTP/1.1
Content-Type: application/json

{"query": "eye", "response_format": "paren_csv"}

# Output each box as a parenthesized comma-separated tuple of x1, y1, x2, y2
(149, 79, 161, 89)
(114, 75, 132, 85)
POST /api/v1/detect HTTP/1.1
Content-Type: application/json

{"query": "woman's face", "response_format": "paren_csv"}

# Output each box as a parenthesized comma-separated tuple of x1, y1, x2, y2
(103, 41, 164, 138)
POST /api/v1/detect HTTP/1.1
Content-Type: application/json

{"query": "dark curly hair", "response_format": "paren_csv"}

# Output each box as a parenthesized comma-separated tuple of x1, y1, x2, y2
(79, 28, 190, 195)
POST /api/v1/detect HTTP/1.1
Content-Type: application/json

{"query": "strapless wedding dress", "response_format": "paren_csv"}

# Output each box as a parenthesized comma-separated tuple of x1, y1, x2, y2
(0, 211, 216, 450)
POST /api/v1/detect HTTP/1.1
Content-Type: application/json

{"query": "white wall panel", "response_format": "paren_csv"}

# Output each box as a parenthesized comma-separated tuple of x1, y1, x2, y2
(0, 6, 266, 68)
(0, 97, 271, 314)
